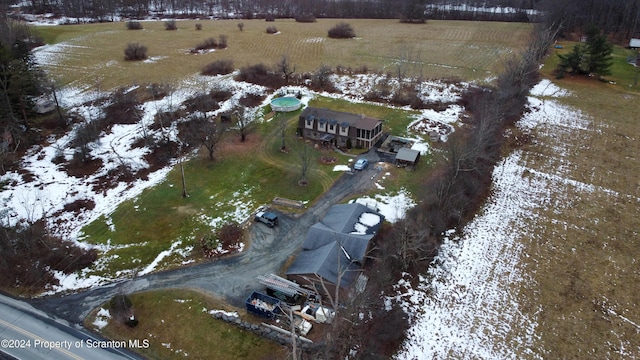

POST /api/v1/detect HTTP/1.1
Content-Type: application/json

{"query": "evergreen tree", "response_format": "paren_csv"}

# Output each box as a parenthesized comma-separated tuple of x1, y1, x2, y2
(555, 26, 613, 79)
(556, 44, 586, 77)
(584, 26, 613, 78)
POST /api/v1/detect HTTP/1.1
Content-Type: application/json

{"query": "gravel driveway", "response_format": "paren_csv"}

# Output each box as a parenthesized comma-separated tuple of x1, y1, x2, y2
(32, 152, 382, 325)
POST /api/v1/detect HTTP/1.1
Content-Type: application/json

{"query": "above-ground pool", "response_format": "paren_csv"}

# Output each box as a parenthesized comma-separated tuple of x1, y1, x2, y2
(270, 96, 302, 112)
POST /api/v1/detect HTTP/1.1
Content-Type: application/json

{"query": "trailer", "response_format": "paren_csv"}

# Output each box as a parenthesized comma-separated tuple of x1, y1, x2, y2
(245, 291, 282, 319)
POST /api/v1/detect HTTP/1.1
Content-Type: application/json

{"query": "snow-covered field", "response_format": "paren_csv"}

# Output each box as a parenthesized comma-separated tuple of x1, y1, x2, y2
(393, 79, 639, 359)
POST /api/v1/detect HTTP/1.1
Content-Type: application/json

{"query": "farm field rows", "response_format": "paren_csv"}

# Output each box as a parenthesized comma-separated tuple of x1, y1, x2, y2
(35, 19, 533, 90)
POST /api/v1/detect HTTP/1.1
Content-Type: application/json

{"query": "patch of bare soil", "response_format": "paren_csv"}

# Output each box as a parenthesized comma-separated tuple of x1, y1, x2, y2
(144, 141, 180, 172)
(62, 198, 96, 213)
(217, 133, 261, 158)
(18, 168, 36, 183)
(408, 117, 454, 138)
(91, 165, 138, 193)
(319, 156, 337, 164)
(63, 157, 103, 178)
(239, 93, 266, 107)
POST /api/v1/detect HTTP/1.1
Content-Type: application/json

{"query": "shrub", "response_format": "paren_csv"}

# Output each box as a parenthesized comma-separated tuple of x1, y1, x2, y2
(126, 21, 142, 30)
(200, 233, 218, 257)
(237, 63, 269, 81)
(201, 59, 234, 76)
(164, 19, 177, 30)
(328, 22, 355, 38)
(266, 26, 278, 34)
(265, 14, 275, 22)
(295, 14, 316, 23)
(217, 222, 243, 248)
(194, 37, 217, 51)
(218, 34, 228, 49)
(124, 42, 147, 61)
(195, 23, 202, 30)
(237, 22, 244, 31)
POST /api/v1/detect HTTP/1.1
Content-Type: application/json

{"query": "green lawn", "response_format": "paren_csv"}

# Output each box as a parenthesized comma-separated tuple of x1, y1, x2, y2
(88, 289, 285, 360)
(79, 110, 352, 277)
(543, 41, 640, 91)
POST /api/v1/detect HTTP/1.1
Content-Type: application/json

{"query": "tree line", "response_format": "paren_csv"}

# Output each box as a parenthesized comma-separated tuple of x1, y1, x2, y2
(7, 0, 640, 38)
(7, 0, 536, 23)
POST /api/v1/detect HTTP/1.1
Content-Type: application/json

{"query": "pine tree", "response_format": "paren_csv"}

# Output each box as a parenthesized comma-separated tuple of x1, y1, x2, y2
(555, 26, 613, 80)
(584, 26, 613, 78)
(556, 44, 586, 77)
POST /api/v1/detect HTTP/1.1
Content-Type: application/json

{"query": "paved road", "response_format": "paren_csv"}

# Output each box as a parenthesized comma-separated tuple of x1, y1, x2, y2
(31, 152, 382, 325)
(0, 294, 143, 360)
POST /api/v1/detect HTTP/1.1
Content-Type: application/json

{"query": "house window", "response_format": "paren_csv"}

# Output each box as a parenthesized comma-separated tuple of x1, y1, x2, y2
(318, 119, 327, 132)
(339, 124, 348, 135)
(306, 119, 313, 129)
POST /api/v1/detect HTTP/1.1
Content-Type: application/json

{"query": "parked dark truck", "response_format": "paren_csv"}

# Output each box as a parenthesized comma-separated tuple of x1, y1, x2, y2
(245, 291, 282, 319)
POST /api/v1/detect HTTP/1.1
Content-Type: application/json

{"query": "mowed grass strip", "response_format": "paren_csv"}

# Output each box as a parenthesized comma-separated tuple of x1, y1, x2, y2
(88, 289, 285, 360)
(35, 19, 533, 89)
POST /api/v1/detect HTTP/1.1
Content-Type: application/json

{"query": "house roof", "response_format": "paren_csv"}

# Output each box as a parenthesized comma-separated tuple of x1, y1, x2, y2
(300, 107, 382, 130)
(286, 242, 361, 288)
(286, 203, 384, 288)
(395, 147, 420, 163)
(355, 117, 382, 131)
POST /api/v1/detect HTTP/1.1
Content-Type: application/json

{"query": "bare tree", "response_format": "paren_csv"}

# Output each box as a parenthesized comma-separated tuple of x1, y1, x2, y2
(298, 140, 312, 184)
(200, 119, 226, 160)
(276, 112, 288, 151)
(233, 107, 253, 142)
(311, 64, 333, 90)
(276, 55, 296, 84)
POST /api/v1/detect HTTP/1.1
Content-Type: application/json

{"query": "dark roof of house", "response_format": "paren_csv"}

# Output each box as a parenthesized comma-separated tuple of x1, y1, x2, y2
(286, 203, 385, 288)
(300, 107, 382, 130)
(286, 242, 361, 288)
(395, 147, 421, 163)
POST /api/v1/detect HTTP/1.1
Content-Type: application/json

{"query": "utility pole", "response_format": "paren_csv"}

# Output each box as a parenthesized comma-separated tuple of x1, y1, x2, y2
(180, 159, 188, 198)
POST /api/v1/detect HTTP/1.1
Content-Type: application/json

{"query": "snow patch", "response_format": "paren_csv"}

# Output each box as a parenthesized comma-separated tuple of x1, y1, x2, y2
(92, 308, 111, 330)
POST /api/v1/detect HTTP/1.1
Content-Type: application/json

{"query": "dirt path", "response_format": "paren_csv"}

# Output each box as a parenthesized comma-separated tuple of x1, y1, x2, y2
(31, 151, 380, 325)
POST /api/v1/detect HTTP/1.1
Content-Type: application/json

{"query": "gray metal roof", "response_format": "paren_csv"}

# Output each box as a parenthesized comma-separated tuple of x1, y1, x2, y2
(286, 203, 384, 288)
(286, 242, 361, 288)
(395, 147, 420, 163)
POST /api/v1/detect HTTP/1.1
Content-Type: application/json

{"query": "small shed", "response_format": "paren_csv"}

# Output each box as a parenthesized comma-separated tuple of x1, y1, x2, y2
(394, 148, 420, 168)
(629, 38, 640, 49)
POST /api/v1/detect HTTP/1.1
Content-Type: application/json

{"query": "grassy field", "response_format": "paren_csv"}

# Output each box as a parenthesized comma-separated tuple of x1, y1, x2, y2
(35, 19, 533, 90)
(86, 289, 286, 360)
(515, 55, 640, 357)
